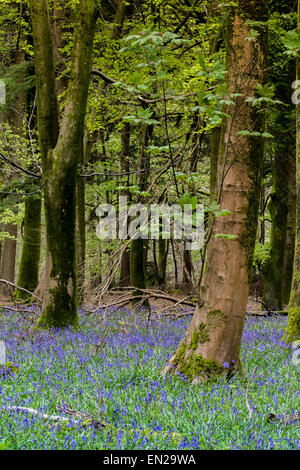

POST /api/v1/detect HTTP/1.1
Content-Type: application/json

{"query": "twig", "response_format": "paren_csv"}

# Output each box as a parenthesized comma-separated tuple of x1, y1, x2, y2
(0, 279, 42, 303)
(245, 366, 257, 420)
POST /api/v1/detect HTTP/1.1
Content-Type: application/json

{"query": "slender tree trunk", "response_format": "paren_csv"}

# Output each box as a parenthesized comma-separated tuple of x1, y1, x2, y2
(0, 223, 17, 295)
(77, 152, 86, 305)
(263, 135, 291, 311)
(182, 112, 200, 293)
(0, 49, 25, 296)
(210, 126, 221, 202)
(119, 122, 131, 286)
(130, 122, 151, 309)
(16, 196, 42, 299)
(158, 238, 169, 287)
(282, 167, 296, 305)
(286, 0, 300, 343)
(16, 61, 42, 300)
(163, 0, 268, 380)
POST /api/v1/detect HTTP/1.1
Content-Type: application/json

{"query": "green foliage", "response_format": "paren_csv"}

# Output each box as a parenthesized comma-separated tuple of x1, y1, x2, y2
(253, 242, 271, 273)
(282, 29, 300, 56)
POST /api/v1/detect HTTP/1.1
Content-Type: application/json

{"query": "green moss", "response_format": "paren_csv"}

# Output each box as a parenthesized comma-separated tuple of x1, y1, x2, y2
(170, 341, 224, 381)
(15, 195, 42, 300)
(190, 323, 210, 348)
(172, 342, 187, 367)
(38, 284, 79, 329)
(177, 351, 223, 381)
(284, 306, 300, 344)
(0, 362, 19, 377)
(207, 309, 227, 328)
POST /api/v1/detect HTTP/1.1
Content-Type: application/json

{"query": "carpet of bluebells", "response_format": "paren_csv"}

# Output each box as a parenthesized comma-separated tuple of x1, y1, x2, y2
(0, 306, 299, 450)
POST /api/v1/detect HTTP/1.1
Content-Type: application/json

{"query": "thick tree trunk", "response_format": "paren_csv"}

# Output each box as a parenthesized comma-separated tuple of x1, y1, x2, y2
(286, 0, 300, 343)
(15, 196, 42, 299)
(29, 0, 99, 328)
(163, 0, 268, 380)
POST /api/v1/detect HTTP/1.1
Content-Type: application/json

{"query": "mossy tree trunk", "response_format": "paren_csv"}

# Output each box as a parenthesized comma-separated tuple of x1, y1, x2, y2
(282, 173, 296, 305)
(286, 0, 300, 343)
(77, 147, 86, 305)
(163, 0, 268, 381)
(0, 223, 17, 295)
(29, 0, 99, 328)
(15, 195, 42, 299)
(262, 41, 296, 310)
(263, 121, 293, 310)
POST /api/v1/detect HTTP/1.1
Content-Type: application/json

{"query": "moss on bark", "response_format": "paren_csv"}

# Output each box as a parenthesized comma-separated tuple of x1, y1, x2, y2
(15, 195, 42, 299)
(30, 0, 99, 328)
(286, 0, 300, 343)
(171, 342, 224, 381)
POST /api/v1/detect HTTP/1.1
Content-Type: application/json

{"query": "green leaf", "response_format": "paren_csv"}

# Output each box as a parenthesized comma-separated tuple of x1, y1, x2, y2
(214, 233, 237, 240)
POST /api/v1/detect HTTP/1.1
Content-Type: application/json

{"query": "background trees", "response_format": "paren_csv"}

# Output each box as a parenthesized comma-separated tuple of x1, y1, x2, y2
(0, 0, 298, 371)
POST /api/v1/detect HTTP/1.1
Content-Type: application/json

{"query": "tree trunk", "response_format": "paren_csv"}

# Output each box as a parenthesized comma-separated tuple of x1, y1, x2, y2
(119, 122, 131, 286)
(163, 0, 268, 381)
(158, 238, 169, 287)
(263, 133, 291, 310)
(15, 196, 42, 299)
(0, 63, 25, 295)
(130, 122, 151, 309)
(77, 153, 86, 305)
(29, 0, 99, 328)
(286, 0, 300, 343)
(282, 168, 296, 305)
(0, 223, 17, 296)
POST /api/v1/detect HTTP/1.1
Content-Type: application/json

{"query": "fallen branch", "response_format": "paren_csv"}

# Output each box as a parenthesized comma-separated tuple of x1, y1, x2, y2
(2, 406, 78, 424)
(2, 405, 105, 429)
(0, 304, 39, 316)
(83, 288, 196, 316)
(110, 287, 196, 306)
(0, 280, 42, 304)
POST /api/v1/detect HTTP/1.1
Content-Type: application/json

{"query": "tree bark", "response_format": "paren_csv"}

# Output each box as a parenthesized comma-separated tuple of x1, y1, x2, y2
(130, 122, 151, 309)
(0, 223, 17, 296)
(15, 196, 42, 299)
(286, 0, 300, 343)
(163, 0, 268, 380)
(119, 122, 131, 286)
(263, 129, 292, 310)
(29, 0, 99, 328)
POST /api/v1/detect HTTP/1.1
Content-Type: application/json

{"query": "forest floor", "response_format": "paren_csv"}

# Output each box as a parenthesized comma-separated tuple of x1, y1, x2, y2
(0, 304, 299, 450)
